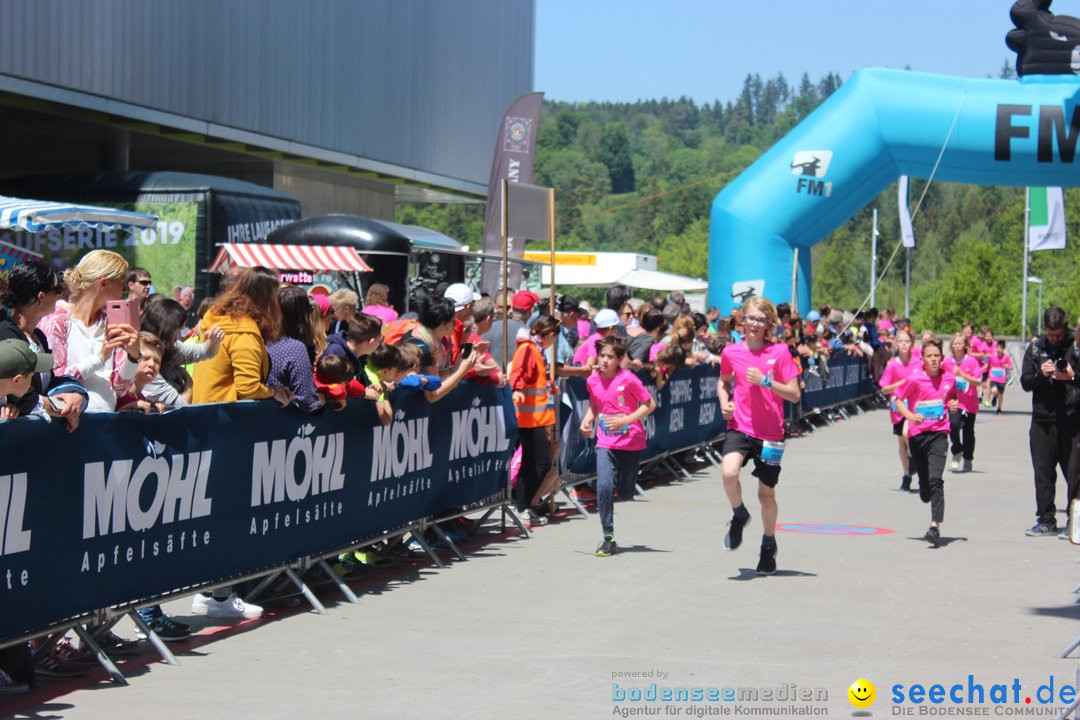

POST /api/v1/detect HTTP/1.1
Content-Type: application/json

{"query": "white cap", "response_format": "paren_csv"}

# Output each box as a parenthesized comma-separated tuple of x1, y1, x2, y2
(443, 283, 475, 312)
(594, 308, 621, 329)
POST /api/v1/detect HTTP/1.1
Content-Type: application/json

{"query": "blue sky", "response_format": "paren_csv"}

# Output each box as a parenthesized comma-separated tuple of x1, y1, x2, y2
(534, 1, 1078, 105)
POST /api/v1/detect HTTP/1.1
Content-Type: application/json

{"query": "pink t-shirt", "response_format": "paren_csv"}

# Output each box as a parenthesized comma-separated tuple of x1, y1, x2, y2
(988, 348, 1013, 383)
(648, 341, 667, 362)
(586, 369, 652, 451)
(894, 369, 957, 438)
(577, 319, 592, 343)
(943, 354, 982, 414)
(573, 331, 604, 366)
(720, 341, 799, 442)
(969, 336, 991, 369)
(878, 318, 894, 332)
(361, 304, 398, 324)
(879, 354, 919, 424)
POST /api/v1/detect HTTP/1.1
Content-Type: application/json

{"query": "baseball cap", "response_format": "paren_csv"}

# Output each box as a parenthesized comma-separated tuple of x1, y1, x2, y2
(511, 290, 540, 312)
(806, 310, 821, 322)
(0, 339, 53, 380)
(594, 308, 621, 329)
(443, 283, 475, 312)
(556, 294, 581, 313)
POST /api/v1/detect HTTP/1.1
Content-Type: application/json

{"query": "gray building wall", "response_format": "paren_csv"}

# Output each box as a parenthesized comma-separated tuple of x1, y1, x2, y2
(0, 0, 534, 191)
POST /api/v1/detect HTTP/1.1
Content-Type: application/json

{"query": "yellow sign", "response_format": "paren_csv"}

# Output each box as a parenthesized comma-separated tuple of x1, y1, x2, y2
(522, 252, 596, 266)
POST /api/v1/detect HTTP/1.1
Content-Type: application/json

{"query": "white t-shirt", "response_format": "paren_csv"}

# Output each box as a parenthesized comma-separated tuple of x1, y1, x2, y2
(67, 318, 137, 413)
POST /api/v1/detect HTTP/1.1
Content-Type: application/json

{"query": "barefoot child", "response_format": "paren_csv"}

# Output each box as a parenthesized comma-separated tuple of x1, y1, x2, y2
(580, 336, 656, 557)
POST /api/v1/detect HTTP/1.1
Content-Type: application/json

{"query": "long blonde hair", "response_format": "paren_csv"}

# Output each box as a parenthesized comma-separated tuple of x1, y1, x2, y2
(63, 250, 128, 300)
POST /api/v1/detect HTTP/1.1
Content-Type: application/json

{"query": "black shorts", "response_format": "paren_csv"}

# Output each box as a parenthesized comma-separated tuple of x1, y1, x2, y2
(892, 419, 906, 437)
(722, 429, 782, 488)
(991, 381, 1006, 393)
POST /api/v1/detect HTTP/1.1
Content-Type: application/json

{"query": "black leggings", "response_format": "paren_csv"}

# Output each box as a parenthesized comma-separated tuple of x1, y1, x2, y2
(948, 409, 976, 461)
(515, 426, 552, 511)
(910, 431, 947, 523)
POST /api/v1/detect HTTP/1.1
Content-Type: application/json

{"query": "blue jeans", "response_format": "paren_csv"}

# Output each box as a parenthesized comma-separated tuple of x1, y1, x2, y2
(596, 447, 641, 535)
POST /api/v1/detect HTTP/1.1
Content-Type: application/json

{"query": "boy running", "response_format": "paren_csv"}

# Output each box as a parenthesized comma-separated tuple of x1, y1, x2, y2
(717, 297, 801, 575)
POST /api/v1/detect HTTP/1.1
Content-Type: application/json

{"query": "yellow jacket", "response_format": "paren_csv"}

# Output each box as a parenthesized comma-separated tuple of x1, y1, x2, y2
(192, 311, 274, 404)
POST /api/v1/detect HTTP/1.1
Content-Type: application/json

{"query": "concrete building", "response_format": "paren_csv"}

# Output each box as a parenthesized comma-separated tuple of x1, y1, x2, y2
(0, 0, 535, 217)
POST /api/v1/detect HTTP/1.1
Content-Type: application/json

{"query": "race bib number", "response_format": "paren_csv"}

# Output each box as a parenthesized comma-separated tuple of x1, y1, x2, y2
(956, 378, 969, 393)
(890, 397, 898, 414)
(599, 414, 629, 436)
(990, 368, 1007, 381)
(760, 440, 786, 466)
(915, 399, 945, 421)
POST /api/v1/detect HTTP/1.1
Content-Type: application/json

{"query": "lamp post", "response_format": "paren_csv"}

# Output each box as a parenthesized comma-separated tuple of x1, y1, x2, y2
(1027, 276, 1043, 337)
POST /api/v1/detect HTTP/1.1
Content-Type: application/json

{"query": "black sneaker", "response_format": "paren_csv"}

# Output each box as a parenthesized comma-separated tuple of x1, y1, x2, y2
(1025, 522, 1058, 537)
(595, 535, 617, 557)
(756, 544, 777, 575)
(724, 510, 751, 551)
(900, 475, 911, 491)
(138, 614, 190, 642)
(924, 526, 940, 547)
(918, 477, 931, 503)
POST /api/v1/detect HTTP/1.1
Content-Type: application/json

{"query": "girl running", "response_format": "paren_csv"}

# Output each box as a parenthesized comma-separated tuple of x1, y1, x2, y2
(894, 338, 959, 547)
(579, 336, 656, 556)
(878, 329, 919, 491)
(987, 340, 1014, 414)
(943, 332, 982, 473)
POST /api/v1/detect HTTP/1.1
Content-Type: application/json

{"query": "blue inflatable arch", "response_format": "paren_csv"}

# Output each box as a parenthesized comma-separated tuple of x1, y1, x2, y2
(707, 67, 1080, 313)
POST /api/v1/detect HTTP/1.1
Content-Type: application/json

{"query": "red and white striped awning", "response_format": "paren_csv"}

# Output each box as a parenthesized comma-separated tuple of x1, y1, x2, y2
(208, 243, 373, 273)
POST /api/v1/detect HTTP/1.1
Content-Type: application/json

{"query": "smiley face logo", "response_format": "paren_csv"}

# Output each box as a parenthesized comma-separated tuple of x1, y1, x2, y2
(848, 678, 876, 708)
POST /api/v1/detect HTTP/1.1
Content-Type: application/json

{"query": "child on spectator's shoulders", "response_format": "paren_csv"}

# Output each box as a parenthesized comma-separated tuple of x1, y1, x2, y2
(116, 332, 166, 414)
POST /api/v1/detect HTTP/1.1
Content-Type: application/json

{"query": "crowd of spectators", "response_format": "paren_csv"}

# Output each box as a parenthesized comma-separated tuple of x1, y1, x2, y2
(0, 249, 941, 691)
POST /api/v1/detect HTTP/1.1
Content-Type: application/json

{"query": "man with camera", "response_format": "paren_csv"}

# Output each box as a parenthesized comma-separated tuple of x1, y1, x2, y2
(1020, 306, 1080, 537)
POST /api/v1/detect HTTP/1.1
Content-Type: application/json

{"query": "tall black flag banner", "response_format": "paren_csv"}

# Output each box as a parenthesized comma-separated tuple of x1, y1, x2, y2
(481, 92, 544, 295)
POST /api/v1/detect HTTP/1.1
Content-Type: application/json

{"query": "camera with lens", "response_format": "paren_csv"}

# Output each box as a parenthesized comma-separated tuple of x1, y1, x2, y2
(1056, 356, 1070, 372)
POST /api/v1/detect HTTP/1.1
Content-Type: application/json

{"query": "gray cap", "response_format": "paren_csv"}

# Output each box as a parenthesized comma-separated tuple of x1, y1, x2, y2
(0, 339, 53, 379)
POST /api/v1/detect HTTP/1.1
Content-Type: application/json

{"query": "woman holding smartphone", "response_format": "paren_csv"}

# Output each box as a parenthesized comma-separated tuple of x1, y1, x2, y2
(38, 249, 141, 413)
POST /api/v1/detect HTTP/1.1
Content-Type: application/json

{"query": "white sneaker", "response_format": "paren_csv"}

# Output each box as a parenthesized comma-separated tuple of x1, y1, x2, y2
(190, 593, 210, 615)
(525, 509, 548, 527)
(949, 454, 961, 472)
(205, 593, 263, 619)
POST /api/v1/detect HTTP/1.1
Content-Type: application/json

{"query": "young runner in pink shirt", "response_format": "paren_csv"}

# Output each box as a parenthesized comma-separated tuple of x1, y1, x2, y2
(879, 329, 919, 491)
(943, 332, 983, 473)
(580, 336, 656, 557)
(987, 339, 1014, 414)
(894, 338, 959, 547)
(717, 297, 801, 575)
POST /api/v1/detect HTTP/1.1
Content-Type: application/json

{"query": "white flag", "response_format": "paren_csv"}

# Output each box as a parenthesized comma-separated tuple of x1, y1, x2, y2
(898, 175, 916, 248)
(1029, 187, 1066, 251)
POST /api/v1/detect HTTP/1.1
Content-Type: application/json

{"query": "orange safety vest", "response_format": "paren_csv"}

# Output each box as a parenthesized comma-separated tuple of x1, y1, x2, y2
(512, 340, 556, 428)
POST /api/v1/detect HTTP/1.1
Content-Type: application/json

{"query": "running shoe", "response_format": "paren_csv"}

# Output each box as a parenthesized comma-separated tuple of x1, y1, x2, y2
(756, 544, 778, 575)
(135, 614, 191, 642)
(949, 454, 961, 472)
(595, 534, 617, 557)
(924, 526, 941, 547)
(36, 638, 92, 677)
(962, 459, 972, 473)
(900, 475, 911, 491)
(82, 630, 139, 656)
(724, 509, 751, 551)
(525, 508, 548, 527)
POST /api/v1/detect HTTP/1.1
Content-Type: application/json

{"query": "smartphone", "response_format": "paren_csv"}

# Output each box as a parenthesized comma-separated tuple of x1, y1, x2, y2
(460, 342, 473, 359)
(106, 297, 140, 332)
